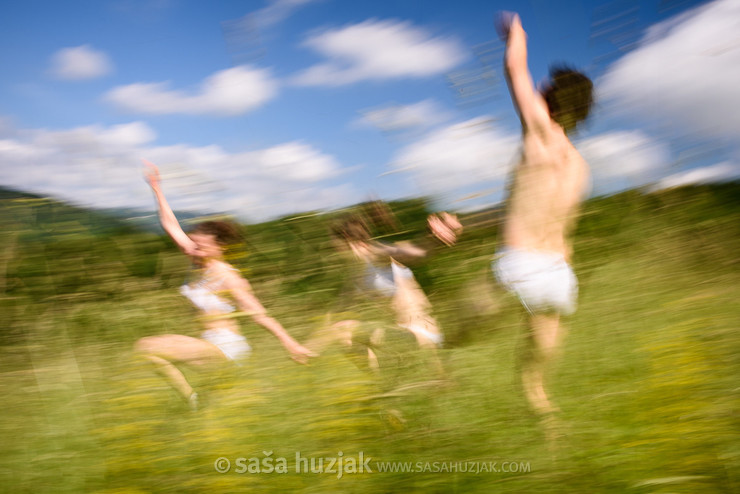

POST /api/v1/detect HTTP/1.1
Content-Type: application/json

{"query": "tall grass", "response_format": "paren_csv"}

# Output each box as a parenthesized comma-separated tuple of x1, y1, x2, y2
(0, 185, 737, 493)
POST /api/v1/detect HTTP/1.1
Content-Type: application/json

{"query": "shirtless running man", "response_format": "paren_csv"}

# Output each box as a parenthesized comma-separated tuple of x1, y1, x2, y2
(493, 12, 593, 417)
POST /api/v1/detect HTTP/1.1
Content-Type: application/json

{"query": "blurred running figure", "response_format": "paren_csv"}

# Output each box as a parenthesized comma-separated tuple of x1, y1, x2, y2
(317, 208, 461, 376)
(493, 13, 593, 417)
(135, 160, 315, 410)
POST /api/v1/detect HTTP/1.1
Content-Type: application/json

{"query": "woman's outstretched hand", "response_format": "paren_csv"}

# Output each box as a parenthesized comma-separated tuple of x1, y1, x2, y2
(428, 212, 463, 246)
(142, 159, 161, 189)
(288, 342, 319, 365)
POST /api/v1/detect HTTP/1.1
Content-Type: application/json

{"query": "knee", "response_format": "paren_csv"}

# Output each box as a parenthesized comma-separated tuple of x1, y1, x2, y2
(416, 338, 438, 350)
(134, 336, 159, 356)
(537, 337, 559, 357)
(529, 317, 561, 354)
(331, 320, 359, 347)
(540, 330, 564, 358)
(369, 327, 385, 347)
(332, 319, 359, 330)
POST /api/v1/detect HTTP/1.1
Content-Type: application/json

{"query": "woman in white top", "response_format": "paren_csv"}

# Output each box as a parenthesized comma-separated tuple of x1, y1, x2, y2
(324, 210, 461, 373)
(135, 160, 315, 410)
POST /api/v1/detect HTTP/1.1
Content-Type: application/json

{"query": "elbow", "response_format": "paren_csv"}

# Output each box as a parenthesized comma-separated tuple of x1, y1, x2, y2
(251, 313, 271, 327)
(504, 58, 516, 74)
(407, 249, 428, 262)
(504, 55, 526, 74)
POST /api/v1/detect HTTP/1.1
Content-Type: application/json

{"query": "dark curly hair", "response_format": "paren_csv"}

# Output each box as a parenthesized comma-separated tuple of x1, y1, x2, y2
(542, 65, 593, 133)
(330, 215, 371, 243)
(189, 220, 242, 246)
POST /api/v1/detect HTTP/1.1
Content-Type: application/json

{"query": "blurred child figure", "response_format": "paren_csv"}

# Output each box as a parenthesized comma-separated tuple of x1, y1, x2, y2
(314, 203, 461, 380)
(494, 12, 593, 418)
(135, 160, 315, 410)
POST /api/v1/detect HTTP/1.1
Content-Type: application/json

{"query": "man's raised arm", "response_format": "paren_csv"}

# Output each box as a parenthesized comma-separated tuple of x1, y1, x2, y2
(496, 12, 551, 133)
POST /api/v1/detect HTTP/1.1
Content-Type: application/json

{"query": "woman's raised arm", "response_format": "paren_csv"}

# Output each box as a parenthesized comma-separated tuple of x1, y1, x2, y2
(143, 159, 199, 256)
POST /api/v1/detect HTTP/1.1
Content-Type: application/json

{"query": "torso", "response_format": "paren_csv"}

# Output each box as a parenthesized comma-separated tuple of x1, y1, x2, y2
(351, 242, 395, 296)
(502, 123, 589, 260)
(180, 260, 242, 334)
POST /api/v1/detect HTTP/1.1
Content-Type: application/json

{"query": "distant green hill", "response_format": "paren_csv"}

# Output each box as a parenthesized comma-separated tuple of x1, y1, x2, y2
(0, 185, 210, 235)
(0, 185, 138, 237)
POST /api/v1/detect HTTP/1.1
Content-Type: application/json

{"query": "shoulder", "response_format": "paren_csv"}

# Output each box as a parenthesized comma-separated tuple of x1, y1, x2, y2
(523, 120, 571, 158)
(208, 259, 239, 274)
(208, 260, 245, 284)
(525, 114, 565, 140)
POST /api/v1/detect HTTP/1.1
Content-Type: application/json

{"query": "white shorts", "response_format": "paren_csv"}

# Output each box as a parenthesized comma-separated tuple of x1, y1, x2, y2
(201, 328, 251, 362)
(493, 247, 578, 315)
(399, 323, 444, 347)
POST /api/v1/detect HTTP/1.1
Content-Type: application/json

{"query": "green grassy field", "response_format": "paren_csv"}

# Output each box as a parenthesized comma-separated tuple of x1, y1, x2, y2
(0, 185, 738, 493)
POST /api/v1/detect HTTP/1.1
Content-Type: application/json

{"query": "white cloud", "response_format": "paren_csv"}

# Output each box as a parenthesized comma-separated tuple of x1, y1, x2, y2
(99, 122, 157, 150)
(291, 19, 468, 86)
(389, 120, 673, 207)
(391, 117, 518, 199)
(599, 0, 740, 140)
(0, 120, 354, 221)
(50, 45, 113, 80)
(0, 139, 51, 162)
(28, 122, 156, 159)
(254, 141, 341, 182)
(221, 0, 320, 63)
(576, 130, 671, 193)
(104, 65, 278, 116)
(145, 140, 347, 219)
(356, 100, 452, 132)
(254, 0, 318, 28)
(651, 162, 740, 190)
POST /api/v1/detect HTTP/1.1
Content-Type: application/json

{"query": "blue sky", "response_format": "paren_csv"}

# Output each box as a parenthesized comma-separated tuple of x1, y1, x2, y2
(1, 0, 737, 221)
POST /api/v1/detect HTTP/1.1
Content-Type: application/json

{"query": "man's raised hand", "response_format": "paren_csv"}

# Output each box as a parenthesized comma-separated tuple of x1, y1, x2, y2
(495, 11, 519, 42)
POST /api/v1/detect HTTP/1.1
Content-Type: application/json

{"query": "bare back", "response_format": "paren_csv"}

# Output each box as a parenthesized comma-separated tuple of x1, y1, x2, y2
(502, 123, 589, 259)
(497, 13, 591, 260)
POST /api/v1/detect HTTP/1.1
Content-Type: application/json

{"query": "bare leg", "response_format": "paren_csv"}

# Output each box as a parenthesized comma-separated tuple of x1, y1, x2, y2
(521, 312, 563, 416)
(367, 348, 380, 372)
(304, 319, 357, 353)
(307, 319, 382, 373)
(368, 326, 385, 373)
(134, 334, 228, 403)
(144, 354, 195, 399)
(346, 322, 382, 373)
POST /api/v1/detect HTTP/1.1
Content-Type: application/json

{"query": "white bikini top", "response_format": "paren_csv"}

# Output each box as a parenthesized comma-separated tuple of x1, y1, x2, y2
(363, 259, 414, 297)
(180, 264, 236, 314)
